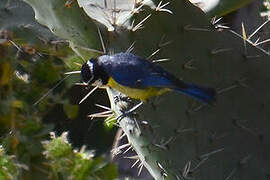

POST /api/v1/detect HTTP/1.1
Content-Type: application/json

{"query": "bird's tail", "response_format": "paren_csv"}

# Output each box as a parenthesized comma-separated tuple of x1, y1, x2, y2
(174, 83, 216, 104)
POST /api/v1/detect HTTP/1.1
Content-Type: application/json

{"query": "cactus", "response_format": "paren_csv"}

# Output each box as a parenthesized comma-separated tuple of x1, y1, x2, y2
(79, 1, 270, 179)
(4, 0, 270, 179)
(189, 0, 254, 17)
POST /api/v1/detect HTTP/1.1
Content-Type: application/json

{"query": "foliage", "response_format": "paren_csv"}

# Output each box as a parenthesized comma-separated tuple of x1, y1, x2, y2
(0, 0, 117, 179)
(42, 132, 117, 180)
(0, 146, 20, 180)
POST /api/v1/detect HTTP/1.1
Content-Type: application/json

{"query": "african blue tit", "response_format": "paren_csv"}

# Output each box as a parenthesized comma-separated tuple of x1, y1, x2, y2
(80, 52, 216, 104)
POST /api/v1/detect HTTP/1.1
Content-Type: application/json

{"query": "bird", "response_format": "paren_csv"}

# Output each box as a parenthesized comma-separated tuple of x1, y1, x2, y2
(80, 52, 216, 104)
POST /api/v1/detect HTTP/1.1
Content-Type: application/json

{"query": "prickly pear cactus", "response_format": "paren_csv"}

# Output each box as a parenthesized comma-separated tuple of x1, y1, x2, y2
(22, 0, 270, 179)
(189, 0, 253, 17)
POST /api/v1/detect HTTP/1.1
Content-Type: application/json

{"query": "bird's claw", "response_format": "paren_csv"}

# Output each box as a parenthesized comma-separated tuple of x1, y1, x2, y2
(116, 101, 143, 121)
(114, 94, 132, 103)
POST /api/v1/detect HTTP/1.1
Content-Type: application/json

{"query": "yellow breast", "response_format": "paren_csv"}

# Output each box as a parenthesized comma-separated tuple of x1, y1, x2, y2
(107, 77, 169, 101)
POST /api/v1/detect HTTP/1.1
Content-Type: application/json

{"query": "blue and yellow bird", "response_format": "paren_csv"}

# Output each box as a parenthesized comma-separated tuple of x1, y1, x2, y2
(80, 52, 216, 104)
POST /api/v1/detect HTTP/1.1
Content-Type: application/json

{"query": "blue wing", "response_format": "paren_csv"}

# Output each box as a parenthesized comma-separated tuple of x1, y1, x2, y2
(100, 53, 185, 89)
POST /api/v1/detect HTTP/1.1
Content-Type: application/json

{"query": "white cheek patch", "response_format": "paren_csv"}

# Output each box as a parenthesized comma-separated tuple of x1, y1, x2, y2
(86, 61, 94, 83)
(87, 61, 94, 72)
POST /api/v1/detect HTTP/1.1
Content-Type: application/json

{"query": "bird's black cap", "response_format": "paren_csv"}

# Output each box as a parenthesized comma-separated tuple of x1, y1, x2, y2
(81, 61, 94, 83)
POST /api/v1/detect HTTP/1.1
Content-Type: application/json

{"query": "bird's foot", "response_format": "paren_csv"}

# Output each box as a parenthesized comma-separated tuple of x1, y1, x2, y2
(117, 101, 143, 121)
(113, 94, 132, 103)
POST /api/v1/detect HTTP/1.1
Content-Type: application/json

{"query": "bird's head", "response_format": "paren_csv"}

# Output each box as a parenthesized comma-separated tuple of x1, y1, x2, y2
(81, 58, 109, 86)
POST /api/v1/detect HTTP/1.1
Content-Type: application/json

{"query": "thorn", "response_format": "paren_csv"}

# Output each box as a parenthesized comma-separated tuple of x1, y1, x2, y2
(137, 162, 144, 176)
(33, 75, 71, 106)
(87, 110, 112, 119)
(156, 161, 168, 178)
(65, 0, 75, 8)
(152, 58, 170, 63)
(8, 40, 24, 53)
(131, 159, 140, 168)
(175, 175, 182, 180)
(211, 16, 230, 30)
(200, 148, 224, 159)
(158, 35, 173, 48)
(211, 16, 222, 25)
(184, 25, 210, 32)
(210, 48, 232, 55)
(153, 143, 168, 150)
(119, 132, 127, 140)
(209, 131, 230, 143)
(244, 54, 262, 59)
(255, 38, 270, 46)
(124, 155, 139, 159)
(123, 145, 133, 154)
(182, 161, 191, 177)
(97, 27, 106, 54)
(112, 122, 120, 127)
(217, 78, 248, 94)
(132, 14, 151, 32)
(190, 157, 208, 172)
(79, 145, 86, 153)
(88, 114, 111, 119)
(50, 39, 68, 45)
(95, 103, 111, 110)
(79, 86, 99, 104)
(75, 83, 88, 86)
(111, 143, 131, 156)
(126, 41, 136, 53)
(248, 19, 270, 40)
(239, 154, 251, 166)
(232, 118, 258, 137)
(217, 84, 238, 94)
(174, 128, 194, 134)
(77, 46, 104, 55)
(112, 0, 117, 26)
(147, 48, 161, 60)
(64, 70, 81, 75)
(156, 1, 173, 14)
(159, 137, 174, 150)
(190, 103, 207, 112)
(182, 59, 197, 70)
(132, 2, 144, 14)
(225, 155, 252, 180)
(19, 24, 34, 30)
(224, 168, 237, 180)
(229, 29, 270, 56)
(241, 22, 248, 56)
(254, 37, 261, 45)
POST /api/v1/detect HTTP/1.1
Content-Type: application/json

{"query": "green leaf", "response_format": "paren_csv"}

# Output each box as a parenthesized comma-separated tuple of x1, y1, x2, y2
(23, 0, 102, 60)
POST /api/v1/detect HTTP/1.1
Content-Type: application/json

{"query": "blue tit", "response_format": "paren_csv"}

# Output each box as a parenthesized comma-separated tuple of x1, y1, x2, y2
(81, 52, 216, 104)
